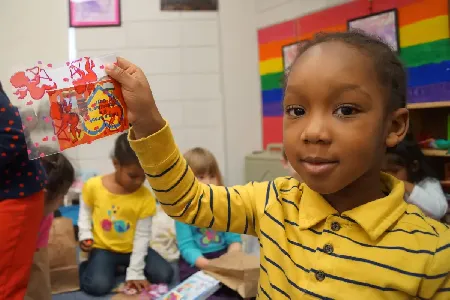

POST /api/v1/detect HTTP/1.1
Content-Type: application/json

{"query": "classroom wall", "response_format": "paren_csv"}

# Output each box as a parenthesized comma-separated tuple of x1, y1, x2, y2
(0, 0, 261, 186)
(258, 0, 450, 148)
(255, 0, 350, 28)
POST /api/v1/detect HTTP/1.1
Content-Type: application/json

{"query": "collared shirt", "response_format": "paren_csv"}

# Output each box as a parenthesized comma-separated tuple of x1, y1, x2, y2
(129, 123, 450, 299)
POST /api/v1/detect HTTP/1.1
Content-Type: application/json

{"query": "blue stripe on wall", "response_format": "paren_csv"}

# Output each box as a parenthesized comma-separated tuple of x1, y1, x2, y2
(407, 61, 450, 87)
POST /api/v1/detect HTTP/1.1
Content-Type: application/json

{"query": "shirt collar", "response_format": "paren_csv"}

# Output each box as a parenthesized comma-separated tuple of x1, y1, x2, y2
(298, 173, 407, 240)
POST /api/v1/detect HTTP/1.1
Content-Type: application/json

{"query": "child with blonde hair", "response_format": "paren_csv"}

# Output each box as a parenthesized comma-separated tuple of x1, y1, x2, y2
(176, 147, 242, 299)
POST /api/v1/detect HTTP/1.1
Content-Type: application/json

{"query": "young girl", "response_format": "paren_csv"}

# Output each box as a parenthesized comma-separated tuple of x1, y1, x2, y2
(176, 147, 242, 299)
(108, 31, 450, 299)
(25, 151, 75, 300)
(0, 82, 47, 300)
(382, 138, 448, 220)
(78, 133, 173, 296)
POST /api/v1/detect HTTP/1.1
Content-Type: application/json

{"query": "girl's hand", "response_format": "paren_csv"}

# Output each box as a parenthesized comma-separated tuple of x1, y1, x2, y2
(106, 58, 165, 139)
(80, 239, 93, 252)
(195, 256, 210, 270)
(125, 279, 150, 293)
(227, 242, 242, 253)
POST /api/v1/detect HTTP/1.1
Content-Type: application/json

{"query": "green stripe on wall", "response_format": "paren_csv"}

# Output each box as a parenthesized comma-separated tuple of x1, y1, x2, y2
(400, 39, 450, 67)
(261, 72, 284, 91)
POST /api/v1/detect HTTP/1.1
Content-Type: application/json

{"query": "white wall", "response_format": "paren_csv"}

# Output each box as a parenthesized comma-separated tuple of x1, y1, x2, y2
(255, 0, 350, 28)
(73, 0, 262, 185)
(0, 0, 349, 186)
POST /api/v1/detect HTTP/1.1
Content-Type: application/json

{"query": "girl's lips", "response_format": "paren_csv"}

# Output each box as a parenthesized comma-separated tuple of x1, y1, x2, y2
(300, 158, 338, 176)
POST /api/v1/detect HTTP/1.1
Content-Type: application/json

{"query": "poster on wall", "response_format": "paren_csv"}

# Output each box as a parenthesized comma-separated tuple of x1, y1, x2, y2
(69, 0, 121, 28)
(347, 9, 400, 52)
(282, 41, 308, 72)
(161, 0, 218, 11)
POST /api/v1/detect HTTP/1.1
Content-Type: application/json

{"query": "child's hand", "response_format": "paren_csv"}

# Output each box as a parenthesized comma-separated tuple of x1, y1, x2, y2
(227, 242, 242, 253)
(125, 279, 150, 293)
(80, 239, 93, 252)
(195, 257, 210, 270)
(105, 58, 165, 139)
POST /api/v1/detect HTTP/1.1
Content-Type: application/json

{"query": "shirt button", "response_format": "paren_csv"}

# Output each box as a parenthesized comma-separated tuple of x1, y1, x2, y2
(323, 243, 334, 254)
(315, 270, 326, 282)
(331, 221, 341, 231)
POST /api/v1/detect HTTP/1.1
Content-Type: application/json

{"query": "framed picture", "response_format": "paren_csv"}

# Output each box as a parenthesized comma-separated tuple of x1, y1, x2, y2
(161, 0, 218, 11)
(347, 9, 400, 53)
(282, 41, 308, 72)
(69, 0, 121, 28)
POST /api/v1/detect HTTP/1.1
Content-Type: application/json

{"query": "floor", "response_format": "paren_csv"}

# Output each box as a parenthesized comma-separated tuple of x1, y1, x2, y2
(53, 292, 111, 300)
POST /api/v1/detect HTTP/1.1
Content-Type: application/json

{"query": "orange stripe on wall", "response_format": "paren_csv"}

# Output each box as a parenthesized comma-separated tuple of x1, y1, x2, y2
(398, 0, 448, 27)
(299, 24, 347, 40)
(259, 38, 297, 61)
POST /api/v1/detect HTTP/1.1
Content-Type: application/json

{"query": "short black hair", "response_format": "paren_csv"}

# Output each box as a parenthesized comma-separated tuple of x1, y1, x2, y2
(286, 30, 406, 110)
(114, 132, 140, 166)
(386, 136, 437, 183)
(39, 150, 75, 202)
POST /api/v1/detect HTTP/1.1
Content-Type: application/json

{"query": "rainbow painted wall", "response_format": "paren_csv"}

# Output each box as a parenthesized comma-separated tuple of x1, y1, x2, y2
(258, 0, 450, 148)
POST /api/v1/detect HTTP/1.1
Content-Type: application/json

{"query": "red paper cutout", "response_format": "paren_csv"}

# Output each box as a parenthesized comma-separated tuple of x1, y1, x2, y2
(10, 66, 57, 100)
(48, 79, 128, 151)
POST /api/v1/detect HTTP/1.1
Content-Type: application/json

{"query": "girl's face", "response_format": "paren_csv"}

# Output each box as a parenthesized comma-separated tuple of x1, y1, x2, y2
(283, 41, 408, 195)
(197, 174, 219, 185)
(114, 162, 146, 192)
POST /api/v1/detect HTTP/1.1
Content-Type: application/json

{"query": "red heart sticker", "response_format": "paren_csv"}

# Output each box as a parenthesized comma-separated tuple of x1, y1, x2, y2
(26, 101, 33, 106)
(42, 136, 48, 142)
(63, 78, 69, 82)
(47, 63, 53, 68)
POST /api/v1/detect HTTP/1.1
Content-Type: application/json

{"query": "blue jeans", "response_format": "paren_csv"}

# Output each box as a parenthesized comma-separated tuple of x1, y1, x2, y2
(79, 248, 174, 296)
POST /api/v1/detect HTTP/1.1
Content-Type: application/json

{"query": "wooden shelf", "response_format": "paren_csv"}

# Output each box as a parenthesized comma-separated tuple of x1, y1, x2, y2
(422, 149, 450, 157)
(407, 101, 450, 109)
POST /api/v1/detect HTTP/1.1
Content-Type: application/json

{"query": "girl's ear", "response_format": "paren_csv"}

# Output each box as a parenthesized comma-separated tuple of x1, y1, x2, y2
(386, 108, 409, 148)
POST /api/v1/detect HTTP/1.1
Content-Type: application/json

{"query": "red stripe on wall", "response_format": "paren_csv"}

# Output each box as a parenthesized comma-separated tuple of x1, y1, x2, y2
(263, 116, 283, 149)
(258, 20, 297, 44)
(297, 0, 369, 35)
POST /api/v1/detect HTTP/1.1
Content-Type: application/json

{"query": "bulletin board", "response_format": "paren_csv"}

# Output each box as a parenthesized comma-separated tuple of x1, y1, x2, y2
(258, 0, 450, 148)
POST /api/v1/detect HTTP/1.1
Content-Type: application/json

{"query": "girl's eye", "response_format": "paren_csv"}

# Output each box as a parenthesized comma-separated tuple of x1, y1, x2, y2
(286, 106, 305, 117)
(334, 105, 358, 117)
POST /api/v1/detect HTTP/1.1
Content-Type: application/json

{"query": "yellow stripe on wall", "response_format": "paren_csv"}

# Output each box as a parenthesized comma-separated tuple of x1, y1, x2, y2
(400, 15, 449, 48)
(259, 58, 283, 75)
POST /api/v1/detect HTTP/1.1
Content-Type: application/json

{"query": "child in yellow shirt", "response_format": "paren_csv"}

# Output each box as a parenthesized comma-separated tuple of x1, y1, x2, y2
(78, 133, 173, 296)
(105, 31, 450, 299)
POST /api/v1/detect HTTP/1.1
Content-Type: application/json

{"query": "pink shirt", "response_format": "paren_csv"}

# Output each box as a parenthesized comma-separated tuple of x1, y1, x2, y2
(36, 214, 54, 249)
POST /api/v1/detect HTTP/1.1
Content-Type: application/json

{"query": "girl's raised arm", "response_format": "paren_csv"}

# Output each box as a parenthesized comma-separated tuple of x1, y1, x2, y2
(106, 58, 273, 236)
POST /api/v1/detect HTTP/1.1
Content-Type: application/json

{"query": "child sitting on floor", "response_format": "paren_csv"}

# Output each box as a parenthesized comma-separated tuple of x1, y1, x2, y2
(78, 133, 173, 296)
(382, 137, 448, 220)
(25, 151, 75, 300)
(176, 147, 242, 299)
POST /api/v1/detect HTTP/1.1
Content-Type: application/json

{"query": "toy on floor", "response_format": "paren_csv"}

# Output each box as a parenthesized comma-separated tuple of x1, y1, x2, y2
(116, 283, 169, 299)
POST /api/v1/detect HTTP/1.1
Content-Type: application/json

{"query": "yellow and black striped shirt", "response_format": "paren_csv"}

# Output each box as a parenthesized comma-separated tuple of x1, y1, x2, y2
(130, 123, 450, 299)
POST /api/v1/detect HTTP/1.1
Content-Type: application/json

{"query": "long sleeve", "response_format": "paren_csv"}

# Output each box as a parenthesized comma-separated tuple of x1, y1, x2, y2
(418, 228, 450, 299)
(224, 232, 242, 246)
(78, 195, 93, 241)
(175, 221, 204, 266)
(129, 122, 270, 237)
(126, 216, 152, 281)
(0, 88, 46, 199)
(407, 178, 448, 220)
